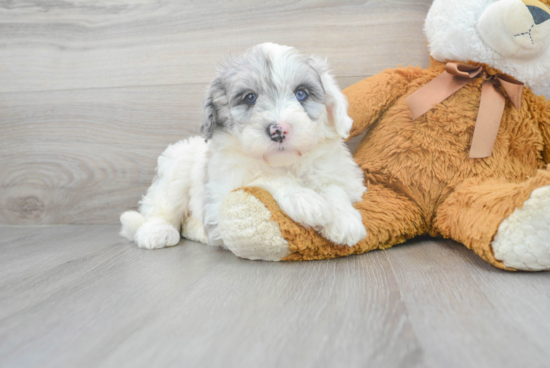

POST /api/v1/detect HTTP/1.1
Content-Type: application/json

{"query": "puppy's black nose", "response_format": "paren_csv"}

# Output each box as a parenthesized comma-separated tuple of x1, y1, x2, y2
(267, 123, 289, 143)
(528, 5, 550, 25)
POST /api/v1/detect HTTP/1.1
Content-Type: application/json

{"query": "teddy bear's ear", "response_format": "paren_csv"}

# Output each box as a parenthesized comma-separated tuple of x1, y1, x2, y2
(309, 56, 353, 139)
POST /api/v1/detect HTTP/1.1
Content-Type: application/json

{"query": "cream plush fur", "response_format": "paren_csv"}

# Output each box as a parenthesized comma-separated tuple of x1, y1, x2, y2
(492, 185, 550, 270)
(219, 190, 290, 261)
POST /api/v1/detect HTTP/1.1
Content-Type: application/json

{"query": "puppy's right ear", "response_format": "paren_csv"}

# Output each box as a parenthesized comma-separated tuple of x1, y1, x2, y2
(309, 56, 353, 139)
(200, 77, 225, 141)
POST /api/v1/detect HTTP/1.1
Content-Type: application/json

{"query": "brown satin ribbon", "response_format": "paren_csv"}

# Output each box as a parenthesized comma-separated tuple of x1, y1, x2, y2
(406, 63, 524, 158)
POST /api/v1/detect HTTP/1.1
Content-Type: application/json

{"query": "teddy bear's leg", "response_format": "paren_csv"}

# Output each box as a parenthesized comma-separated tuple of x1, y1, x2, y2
(218, 183, 427, 261)
(434, 170, 550, 271)
(218, 189, 292, 261)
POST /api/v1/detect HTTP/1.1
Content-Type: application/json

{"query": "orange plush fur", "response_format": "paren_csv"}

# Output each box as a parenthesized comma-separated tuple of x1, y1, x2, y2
(220, 0, 550, 270)
(235, 56, 550, 270)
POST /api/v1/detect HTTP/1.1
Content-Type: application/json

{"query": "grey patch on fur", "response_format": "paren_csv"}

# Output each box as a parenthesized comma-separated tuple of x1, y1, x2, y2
(307, 58, 326, 96)
(200, 43, 330, 139)
(201, 77, 227, 140)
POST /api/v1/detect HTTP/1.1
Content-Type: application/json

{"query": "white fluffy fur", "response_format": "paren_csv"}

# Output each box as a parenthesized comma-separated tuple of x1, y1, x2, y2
(425, 0, 550, 88)
(120, 136, 209, 249)
(492, 186, 550, 271)
(121, 43, 367, 252)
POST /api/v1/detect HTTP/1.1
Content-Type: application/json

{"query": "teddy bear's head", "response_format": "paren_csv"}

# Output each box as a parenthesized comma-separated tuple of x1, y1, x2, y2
(425, 0, 550, 88)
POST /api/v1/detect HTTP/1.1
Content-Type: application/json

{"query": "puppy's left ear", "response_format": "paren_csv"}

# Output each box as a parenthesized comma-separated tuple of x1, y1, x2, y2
(310, 57, 353, 139)
(201, 77, 226, 141)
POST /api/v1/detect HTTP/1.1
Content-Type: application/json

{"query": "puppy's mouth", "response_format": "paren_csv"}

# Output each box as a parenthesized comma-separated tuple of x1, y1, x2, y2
(263, 149, 302, 167)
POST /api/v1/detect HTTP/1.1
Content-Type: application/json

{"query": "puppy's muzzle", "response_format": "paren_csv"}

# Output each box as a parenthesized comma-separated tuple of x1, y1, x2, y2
(267, 123, 290, 143)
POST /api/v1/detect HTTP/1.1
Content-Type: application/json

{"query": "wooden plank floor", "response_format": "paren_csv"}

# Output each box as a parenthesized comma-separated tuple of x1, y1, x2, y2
(1, 225, 549, 368)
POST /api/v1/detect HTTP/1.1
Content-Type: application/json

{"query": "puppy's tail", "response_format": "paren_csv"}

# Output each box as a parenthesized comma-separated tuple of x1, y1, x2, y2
(120, 211, 146, 241)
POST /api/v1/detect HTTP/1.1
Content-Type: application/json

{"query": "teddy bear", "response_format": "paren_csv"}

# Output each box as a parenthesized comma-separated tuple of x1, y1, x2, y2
(216, 0, 550, 271)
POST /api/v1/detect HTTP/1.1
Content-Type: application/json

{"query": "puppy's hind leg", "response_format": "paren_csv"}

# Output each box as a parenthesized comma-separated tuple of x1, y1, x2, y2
(123, 137, 209, 249)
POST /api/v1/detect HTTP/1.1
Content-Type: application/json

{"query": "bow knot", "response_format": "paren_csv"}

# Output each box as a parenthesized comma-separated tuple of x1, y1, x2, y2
(406, 62, 524, 158)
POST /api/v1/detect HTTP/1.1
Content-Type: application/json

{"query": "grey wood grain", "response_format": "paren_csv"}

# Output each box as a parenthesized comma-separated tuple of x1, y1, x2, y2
(0, 225, 423, 368)
(1, 226, 549, 368)
(386, 239, 550, 368)
(0, 0, 432, 93)
(0, 0, 434, 225)
(0, 84, 204, 225)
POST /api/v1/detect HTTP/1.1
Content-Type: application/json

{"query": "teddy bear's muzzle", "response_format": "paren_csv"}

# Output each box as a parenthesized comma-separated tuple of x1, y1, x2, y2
(477, 0, 550, 60)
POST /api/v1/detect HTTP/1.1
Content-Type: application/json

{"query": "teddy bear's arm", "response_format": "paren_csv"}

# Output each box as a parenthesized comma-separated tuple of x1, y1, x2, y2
(345, 66, 424, 138)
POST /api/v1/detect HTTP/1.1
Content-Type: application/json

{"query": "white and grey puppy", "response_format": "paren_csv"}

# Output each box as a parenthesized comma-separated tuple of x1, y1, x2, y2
(120, 43, 367, 250)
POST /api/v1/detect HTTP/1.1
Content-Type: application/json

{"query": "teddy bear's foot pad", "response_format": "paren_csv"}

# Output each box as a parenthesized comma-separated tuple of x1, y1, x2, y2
(219, 190, 290, 261)
(492, 185, 550, 271)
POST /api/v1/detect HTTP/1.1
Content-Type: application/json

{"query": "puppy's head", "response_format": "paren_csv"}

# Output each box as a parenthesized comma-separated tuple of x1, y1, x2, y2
(201, 43, 352, 166)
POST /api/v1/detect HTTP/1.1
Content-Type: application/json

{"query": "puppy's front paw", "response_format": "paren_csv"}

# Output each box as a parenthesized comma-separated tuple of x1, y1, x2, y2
(134, 218, 181, 249)
(278, 189, 332, 228)
(321, 208, 366, 247)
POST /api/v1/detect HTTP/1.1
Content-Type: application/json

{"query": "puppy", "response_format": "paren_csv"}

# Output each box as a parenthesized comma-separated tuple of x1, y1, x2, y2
(120, 43, 367, 251)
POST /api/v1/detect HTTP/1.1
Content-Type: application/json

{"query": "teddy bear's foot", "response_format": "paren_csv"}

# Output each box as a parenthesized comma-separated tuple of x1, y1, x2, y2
(218, 190, 290, 261)
(492, 185, 550, 271)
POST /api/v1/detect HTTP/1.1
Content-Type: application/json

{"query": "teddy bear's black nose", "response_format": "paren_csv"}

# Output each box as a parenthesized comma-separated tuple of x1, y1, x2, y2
(527, 5, 550, 25)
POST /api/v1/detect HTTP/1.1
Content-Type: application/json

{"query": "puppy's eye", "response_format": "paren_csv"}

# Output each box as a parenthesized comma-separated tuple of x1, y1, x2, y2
(244, 93, 257, 105)
(295, 89, 308, 101)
